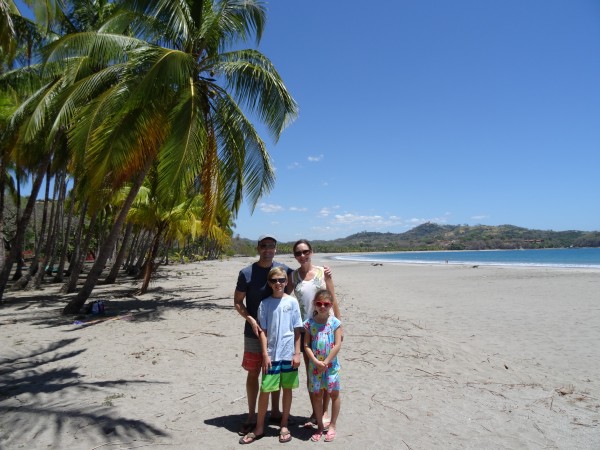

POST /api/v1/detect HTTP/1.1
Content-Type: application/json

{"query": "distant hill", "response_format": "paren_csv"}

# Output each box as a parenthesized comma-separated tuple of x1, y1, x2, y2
(244, 223, 600, 255)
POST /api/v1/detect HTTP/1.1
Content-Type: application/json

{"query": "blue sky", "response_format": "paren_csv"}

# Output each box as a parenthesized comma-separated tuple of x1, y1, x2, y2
(14, 1, 600, 242)
(233, 0, 600, 242)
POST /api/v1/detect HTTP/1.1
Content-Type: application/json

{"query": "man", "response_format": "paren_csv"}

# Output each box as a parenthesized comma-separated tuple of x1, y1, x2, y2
(234, 234, 292, 435)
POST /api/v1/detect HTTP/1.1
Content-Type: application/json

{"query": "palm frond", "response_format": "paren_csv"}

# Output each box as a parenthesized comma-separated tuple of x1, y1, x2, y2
(215, 49, 298, 140)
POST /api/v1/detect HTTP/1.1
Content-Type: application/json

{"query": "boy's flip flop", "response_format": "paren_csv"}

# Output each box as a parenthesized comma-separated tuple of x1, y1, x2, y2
(279, 427, 292, 443)
(238, 423, 255, 436)
(239, 432, 264, 445)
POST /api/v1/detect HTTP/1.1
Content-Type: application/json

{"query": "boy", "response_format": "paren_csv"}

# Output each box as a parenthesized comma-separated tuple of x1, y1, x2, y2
(239, 267, 302, 444)
(234, 234, 292, 435)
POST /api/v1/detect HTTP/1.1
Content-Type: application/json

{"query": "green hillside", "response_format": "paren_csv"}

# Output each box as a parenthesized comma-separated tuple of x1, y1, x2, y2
(267, 223, 600, 254)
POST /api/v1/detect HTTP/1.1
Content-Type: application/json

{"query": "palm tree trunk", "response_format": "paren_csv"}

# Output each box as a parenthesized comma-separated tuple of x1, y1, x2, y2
(104, 222, 133, 284)
(0, 153, 6, 283)
(0, 154, 52, 301)
(11, 171, 24, 281)
(33, 172, 62, 288)
(63, 163, 151, 314)
(139, 227, 163, 294)
(27, 164, 52, 279)
(134, 232, 154, 279)
(124, 228, 141, 273)
(61, 209, 98, 294)
(48, 170, 67, 277)
(65, 199, 88, 276)
(54, 180, 76, 282)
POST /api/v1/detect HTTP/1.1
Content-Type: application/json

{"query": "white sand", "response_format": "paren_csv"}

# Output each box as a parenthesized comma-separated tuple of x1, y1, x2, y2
(1, 255, 598, 449)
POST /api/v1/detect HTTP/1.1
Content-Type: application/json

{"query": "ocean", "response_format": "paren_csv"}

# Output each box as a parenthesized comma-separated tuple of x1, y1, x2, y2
(333, 247, 600, 269)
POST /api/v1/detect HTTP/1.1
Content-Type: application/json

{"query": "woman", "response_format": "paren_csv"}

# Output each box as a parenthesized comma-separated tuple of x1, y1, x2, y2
(290, 239, 341, 428)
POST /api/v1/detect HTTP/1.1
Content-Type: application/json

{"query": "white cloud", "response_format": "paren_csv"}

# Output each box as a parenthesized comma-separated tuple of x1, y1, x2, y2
(259, 202, 285, 213)
(289, 206, 308, 212)
(308, 154, 324, 162)
(319, 205, 340, 217)
(287, 162, 302, 169)
(407, 216, 449, 226)
(471, 214, 489, 221)
(333, 214, 405, 228)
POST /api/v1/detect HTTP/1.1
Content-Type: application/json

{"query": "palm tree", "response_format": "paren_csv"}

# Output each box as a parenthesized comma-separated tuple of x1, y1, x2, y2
(58, 0, 297, 313)
(1, 1, 296, 309)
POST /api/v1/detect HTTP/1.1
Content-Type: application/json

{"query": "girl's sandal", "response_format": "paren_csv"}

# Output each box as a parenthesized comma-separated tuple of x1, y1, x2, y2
(324, 429, 336, 442)
(310, 431, 323, 442)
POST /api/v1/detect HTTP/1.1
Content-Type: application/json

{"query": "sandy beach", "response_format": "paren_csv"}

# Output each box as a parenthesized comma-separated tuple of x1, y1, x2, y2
(1, 255, 599, 449)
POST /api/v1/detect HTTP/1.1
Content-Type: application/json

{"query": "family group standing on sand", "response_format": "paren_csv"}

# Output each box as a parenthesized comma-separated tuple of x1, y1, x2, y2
(234, 235, 343, 444)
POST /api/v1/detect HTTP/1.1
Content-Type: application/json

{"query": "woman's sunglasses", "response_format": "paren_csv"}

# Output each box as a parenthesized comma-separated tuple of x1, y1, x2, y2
(315, 301, 331, 308)
(294, 249, 311, 257)
(269, 278, 287, 284)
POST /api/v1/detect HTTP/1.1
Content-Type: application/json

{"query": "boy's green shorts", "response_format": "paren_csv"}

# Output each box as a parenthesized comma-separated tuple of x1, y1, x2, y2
(261, 360, 299, 392)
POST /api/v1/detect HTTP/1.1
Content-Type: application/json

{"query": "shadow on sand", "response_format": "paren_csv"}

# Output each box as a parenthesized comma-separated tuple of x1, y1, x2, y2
(204, 412, 315, 442)
(0, 337, 168, 447)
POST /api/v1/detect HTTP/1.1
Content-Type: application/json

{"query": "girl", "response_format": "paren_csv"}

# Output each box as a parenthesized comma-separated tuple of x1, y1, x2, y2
(290, 239, 340, 428)
(303, 289, 342, 442)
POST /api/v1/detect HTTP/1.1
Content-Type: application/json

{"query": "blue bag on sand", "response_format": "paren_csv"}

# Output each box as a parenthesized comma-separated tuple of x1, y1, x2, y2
(91, 300, 105, 315)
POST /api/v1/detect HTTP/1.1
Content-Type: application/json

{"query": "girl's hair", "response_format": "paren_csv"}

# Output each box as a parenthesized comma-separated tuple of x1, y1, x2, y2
(313, 289, 333, 304)
(293, 239, 313, 253)
(268, 266, 287, 279)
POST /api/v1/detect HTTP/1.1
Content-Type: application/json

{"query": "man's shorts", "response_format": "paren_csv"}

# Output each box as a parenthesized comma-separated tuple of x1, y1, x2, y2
(261, 360, 299, 393)
(242, 336, 263, 371)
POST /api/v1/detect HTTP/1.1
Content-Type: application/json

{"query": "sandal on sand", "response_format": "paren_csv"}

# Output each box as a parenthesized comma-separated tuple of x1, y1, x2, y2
(239, 432, 264, 445)
(303, 417, 317, 429)
(311, 431, 323, 442)
(238, 423, 256, 436)
(324, 429, 336, 442)
(279, 428, 292, 443)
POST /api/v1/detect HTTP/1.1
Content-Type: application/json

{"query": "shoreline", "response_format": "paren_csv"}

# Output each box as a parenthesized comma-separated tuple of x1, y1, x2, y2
(324, 248, 600, 270)
(1, 256, 598, 449)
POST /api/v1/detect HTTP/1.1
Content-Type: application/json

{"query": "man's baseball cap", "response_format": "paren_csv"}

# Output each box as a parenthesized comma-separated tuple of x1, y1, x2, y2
(258, 234, 277, 244)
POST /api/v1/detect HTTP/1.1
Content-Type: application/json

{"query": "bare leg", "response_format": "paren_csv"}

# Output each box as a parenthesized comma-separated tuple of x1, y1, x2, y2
(322, 391, 331, 425)
(270, 389, 282, 419)
(312, 390, 325, 432)
(325, 390, 340, 442)
(279, 388, 293, 442)
(280, 388, 292, 428)
(246, 369, 260, 423)
(240, 391, 269, 443)
(303, 352, 317, 424)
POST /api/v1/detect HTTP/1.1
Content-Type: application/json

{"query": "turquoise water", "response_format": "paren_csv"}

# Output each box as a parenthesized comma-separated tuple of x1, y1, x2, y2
(333, 247, 600, 268)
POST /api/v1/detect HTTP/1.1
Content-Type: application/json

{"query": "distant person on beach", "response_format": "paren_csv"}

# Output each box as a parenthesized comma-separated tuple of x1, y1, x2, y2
(234, 235, 292, 437)
(238, 267, 303, 444)
(289, 239, 340, 428)
(304, 289, 342, 442)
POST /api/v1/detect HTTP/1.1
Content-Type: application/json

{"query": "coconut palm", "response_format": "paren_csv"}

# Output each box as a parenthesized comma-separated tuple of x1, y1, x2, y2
(55, 0, 297, 313)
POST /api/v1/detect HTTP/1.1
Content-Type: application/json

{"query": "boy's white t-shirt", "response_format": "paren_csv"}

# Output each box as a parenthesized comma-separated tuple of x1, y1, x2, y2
(258, 294, 302, 361)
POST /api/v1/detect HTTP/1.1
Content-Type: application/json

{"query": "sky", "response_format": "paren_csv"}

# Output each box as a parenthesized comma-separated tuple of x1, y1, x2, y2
(232, 0, 600, 242)
(13, 1, 600, 242)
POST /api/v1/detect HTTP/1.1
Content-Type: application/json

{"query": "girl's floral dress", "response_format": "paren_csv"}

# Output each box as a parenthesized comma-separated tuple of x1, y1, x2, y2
(304, 316, 341, 393)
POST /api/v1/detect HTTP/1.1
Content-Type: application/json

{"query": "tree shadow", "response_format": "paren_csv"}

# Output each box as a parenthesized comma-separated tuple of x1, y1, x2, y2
(0, 338, 168, 447)
(1, 288, 233, 330)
